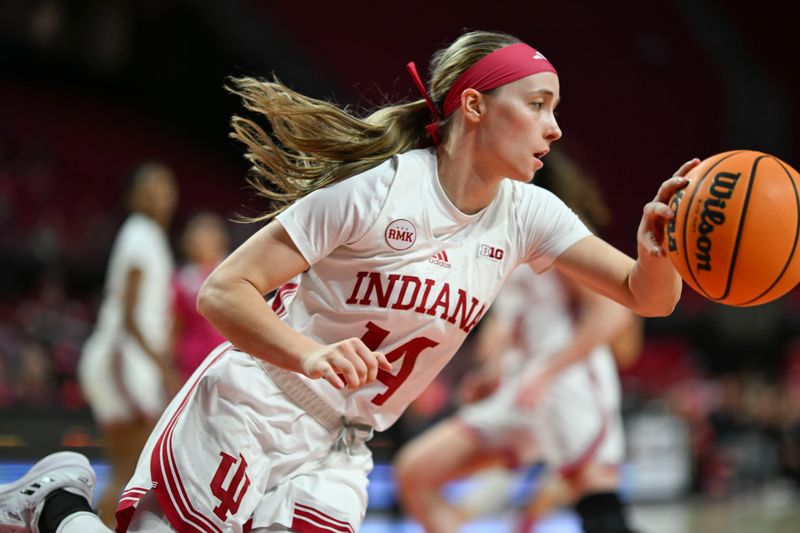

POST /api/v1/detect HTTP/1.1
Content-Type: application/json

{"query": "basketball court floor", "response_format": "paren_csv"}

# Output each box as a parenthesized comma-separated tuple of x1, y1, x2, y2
(2, 460, 798, 532)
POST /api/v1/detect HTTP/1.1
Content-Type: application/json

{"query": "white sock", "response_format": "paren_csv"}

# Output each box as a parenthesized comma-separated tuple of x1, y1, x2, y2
(55, 512, 113, 533)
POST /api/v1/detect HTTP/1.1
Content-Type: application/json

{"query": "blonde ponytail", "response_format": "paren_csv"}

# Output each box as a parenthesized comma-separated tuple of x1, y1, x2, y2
(229, 30, 521, 221)
(229, 78, 429, 221)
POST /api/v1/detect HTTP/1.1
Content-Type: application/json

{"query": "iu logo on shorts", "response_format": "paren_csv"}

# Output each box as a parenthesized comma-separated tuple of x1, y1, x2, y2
(210, 451, 251, 521)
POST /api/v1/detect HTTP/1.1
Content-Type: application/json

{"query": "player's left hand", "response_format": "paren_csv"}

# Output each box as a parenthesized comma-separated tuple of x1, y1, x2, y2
(637, 158, 699, 258)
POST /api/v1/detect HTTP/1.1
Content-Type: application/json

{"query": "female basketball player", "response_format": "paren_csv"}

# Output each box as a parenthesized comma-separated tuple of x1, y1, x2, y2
(394, 153, 643, 533)
(0, 29, 697, 533)
(171, 211, 229, 381)
(77, 162, 179, 526)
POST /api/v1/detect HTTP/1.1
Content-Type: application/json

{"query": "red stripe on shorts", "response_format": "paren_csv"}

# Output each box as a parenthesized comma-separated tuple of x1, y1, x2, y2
(150, 344, 233, 533)
(292, 507, 354, 533)
(115, 486, 149, 533)
(295, 503, 354, 531)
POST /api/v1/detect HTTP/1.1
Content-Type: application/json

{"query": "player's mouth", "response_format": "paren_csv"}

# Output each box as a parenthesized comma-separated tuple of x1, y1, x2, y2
(532, 149, 549, 169)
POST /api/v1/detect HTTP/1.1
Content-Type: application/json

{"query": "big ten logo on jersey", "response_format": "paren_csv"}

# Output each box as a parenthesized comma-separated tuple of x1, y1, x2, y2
(385, 219, 417, 251)
(210, 451, 251, 521)
(478, 243, 504, 261)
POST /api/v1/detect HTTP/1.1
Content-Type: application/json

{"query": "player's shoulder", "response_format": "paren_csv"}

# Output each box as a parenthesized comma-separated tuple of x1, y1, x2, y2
(121, 213, 159, 232)
(313, 147, 434, 201)
(115, 213, 164, 250)
(343, 148, 432, 184)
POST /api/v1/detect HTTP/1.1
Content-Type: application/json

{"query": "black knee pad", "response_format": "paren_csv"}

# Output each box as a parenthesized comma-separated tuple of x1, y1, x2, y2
(574, 492, 638, 533)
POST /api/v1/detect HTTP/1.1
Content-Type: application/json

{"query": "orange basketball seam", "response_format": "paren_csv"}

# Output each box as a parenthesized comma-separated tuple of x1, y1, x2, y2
(681, 151, 742, 300)
(719, 155, 762, 302)
(740, 156, 800, 305)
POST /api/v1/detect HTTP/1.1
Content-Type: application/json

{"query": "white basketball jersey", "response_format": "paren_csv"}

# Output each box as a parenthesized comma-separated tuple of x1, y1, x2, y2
(492, 266, 576, 368)
(272, 148, 590, 431)
(85, 213, 174, 354)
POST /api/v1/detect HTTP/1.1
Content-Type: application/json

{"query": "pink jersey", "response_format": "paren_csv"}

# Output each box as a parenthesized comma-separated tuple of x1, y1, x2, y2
(271, 148, 590, 431)
(172, 264, 226, 380)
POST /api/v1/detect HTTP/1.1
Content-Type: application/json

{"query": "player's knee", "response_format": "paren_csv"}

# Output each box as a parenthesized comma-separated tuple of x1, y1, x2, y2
(565, 466, 619, 497)
(574, 492, 638, 533)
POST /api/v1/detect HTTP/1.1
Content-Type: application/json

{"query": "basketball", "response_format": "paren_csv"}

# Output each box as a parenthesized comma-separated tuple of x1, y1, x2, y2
(666, 150, 800, 306)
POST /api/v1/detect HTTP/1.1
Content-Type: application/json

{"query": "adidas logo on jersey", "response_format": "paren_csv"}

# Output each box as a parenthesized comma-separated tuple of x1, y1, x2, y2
(429, 250, 452, 269)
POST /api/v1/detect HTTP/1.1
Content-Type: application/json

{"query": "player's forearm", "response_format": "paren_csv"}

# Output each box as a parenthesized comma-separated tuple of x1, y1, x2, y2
(627, 243, 682, 317)
(197, 277, 322, 373)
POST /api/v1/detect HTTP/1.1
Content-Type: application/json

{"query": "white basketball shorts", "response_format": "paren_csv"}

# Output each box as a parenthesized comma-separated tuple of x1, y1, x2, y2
(116, 343, 372, 533)
(458, 346, 624, 475)
(79, 333, 166, 425)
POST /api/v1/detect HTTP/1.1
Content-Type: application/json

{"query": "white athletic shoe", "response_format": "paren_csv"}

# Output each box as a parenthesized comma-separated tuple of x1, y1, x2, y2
(0, 451, 96, 533)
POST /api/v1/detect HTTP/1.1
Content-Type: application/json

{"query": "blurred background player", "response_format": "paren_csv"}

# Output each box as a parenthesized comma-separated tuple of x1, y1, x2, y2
(170, 211, 229, 382)
(395, 151, 644, 533)
(76, 162, 179, 525)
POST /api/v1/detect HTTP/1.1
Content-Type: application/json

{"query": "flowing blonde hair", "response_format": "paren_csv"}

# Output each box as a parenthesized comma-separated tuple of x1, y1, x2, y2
(228, 30, 522, 221)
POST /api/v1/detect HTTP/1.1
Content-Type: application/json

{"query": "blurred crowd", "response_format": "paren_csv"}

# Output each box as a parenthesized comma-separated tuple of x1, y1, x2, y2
(0, 138, 103, 410)
(0, 136, 232, 412)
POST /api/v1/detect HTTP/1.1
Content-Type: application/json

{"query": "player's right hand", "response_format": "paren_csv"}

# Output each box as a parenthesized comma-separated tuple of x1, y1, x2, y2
(637, 158, 699, 258)
(302, 338, 392, 390)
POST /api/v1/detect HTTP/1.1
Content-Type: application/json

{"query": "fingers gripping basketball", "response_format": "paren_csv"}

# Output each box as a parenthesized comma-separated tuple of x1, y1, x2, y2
(666, 150, 800, 306)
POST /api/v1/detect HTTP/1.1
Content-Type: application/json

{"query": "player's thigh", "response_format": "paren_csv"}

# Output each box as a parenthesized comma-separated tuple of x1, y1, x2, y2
(395, 418, 502, 486)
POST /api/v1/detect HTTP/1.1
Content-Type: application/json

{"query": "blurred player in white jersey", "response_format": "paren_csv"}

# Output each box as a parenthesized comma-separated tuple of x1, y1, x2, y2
(1, 30, 696, 533)
(395, 153, 644, 533)
(75, 162, 179, 525)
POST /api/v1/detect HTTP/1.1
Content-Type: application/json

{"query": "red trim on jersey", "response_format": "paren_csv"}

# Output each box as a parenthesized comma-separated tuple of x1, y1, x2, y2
(147, 345, 234, 533)
(271, 282, 299, 316)
(292, 502, 354, 533)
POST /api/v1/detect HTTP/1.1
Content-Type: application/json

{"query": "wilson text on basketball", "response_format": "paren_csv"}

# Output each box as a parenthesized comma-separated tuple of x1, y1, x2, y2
(695, 171, 741, 271)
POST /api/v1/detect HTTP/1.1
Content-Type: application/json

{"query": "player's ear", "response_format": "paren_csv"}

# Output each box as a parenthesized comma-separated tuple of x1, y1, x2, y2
(461, 89, 483, 123)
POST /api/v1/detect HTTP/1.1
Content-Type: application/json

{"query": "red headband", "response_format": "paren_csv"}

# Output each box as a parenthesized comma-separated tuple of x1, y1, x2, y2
(406, 43, 557, 145)
(443, 43, 557, 116)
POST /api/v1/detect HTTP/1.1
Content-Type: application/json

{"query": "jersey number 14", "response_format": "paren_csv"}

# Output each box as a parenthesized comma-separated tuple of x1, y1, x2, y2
(360, 321, 439, 405)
